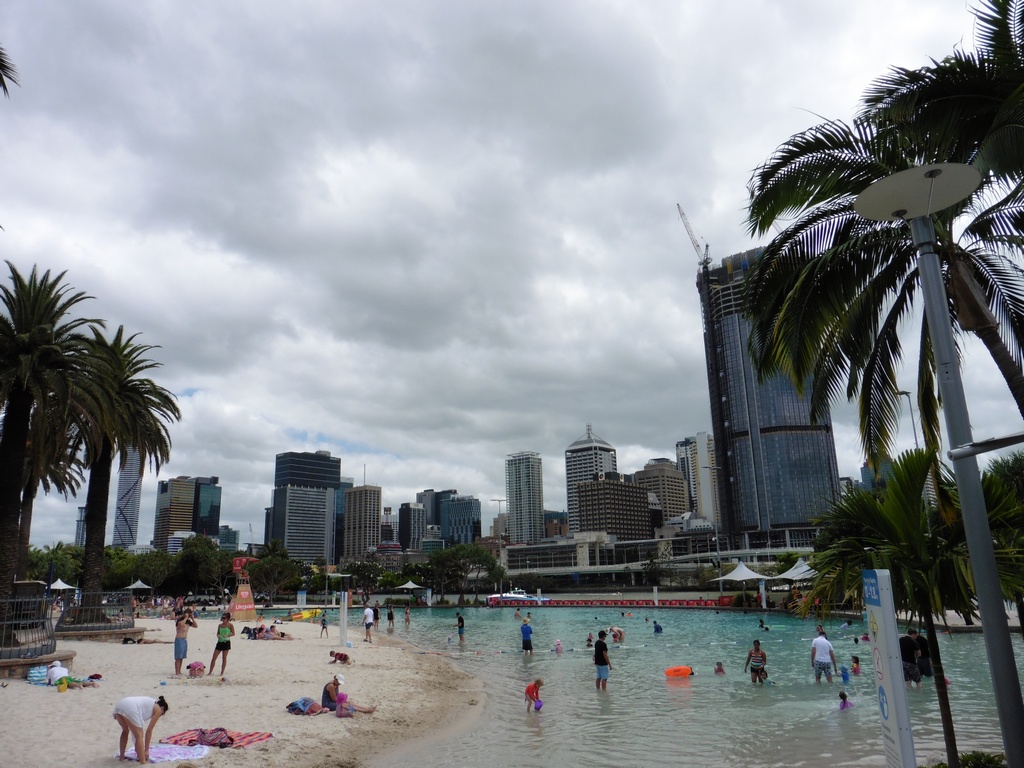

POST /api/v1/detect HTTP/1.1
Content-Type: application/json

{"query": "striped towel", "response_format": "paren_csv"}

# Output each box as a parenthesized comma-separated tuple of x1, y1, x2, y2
(115, 745, 210, 762)
(161, 729, 274, 749)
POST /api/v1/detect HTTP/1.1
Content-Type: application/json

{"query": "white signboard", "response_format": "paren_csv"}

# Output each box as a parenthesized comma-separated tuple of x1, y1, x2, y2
(862, 569, 916, 767)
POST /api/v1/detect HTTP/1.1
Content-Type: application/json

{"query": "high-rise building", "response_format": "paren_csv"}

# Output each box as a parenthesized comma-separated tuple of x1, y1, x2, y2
(74, 506, 87, 547)
(577, 472, 654, 541)
(218, 525, 240, 552)
(398, 502, 427, 551)
(441, 495, 482, 545)
(418, 489, 458, 531)
(544, 510, 568, 538)
(506, 452, 544, 544)
(381, 507, 397, 543)
(342, 485, 382, 560)
(153, 476, 222, 552)
(565, 425, 617, 533)
(633, 459, 689, 520)
(677, 433, 719, 522)
(265, 451, 343, 563)
(490, 512, 508, 539)
(698, 249, 840, 549)
(112, 447, 142, 549)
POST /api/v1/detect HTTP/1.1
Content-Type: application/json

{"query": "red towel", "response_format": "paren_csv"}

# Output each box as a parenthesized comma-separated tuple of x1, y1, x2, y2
(161, 729, 273, 749)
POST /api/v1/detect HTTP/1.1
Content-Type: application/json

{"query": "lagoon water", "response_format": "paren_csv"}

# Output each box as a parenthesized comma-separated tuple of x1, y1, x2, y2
(354, 605, 1020, 768)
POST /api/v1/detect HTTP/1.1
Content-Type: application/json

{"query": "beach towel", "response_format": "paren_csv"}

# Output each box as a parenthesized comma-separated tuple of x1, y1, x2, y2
(161, 729, 274, 749)
(114, 745, 210, 762)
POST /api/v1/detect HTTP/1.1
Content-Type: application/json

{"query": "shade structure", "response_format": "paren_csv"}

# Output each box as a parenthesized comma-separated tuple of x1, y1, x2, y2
(770, 558, 817, 581)
(50, 579, 76, 590)
(398, 581, 424, 590)
(127, 579, 151, 590)
(712, 562, 769, 582)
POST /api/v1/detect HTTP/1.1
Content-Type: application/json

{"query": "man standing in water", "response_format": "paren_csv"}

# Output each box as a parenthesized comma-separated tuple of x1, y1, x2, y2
(594, 629, 612, 690)
(811, 629, 838, 683)
(454, 612, 465, 643)
(521, 618, 534, 655)
(363, 604, 375, 643)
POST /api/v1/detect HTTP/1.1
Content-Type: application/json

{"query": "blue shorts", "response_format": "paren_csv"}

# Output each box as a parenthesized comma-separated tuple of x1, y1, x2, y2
(596, 664, 609, 680)
(365, 622, 373, 630)
(458, 627, 465, 636)
(174, 638, 188, 660)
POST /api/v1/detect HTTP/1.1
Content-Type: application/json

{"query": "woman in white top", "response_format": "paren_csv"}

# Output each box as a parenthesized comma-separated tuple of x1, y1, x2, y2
(112, 695, 169, 764)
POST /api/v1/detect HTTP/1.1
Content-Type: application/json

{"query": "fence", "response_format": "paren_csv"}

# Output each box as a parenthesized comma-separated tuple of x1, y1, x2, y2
(54, 590, 134, 633)
(0, 594, 55, 661)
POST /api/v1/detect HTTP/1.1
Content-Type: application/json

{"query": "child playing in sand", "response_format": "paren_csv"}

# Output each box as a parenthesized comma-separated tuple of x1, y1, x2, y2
(186, 661, 205, 678)
(330, 651, 353, 665)
(525, 678, 543, 712)
(839, 691, 854, 710)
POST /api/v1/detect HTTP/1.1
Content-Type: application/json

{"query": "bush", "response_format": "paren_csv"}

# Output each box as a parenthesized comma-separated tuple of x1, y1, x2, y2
(927, 752, 1007, 768)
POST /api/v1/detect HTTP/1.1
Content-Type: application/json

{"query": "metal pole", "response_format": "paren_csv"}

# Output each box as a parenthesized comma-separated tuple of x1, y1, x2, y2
(898, 390, 921, 450)
(911, 215, 1024, 766)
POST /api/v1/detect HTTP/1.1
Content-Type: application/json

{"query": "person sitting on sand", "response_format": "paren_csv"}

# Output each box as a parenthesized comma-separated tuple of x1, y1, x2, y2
(330, 651, 354, 665)
(322, 674, 376, 715)
(186, 661, 205, 678)
(265, 626, 295, 640)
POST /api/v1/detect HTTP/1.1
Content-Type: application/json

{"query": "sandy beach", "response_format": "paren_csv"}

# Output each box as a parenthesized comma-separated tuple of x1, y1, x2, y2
(0, 616, 484, 768)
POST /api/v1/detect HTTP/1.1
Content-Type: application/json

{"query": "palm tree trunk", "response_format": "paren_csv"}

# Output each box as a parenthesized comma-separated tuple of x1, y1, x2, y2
(973, 324, 1024, 421)
(923, 610, 959, 768)
(16, 481, 36, 581)
(80, 436, 114, 622)
(0, 389, 33, 607)
(1016, 596, 1024, 643)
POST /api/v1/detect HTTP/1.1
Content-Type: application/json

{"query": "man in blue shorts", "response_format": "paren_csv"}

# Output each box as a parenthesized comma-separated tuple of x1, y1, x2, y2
(594, 629, 611, 690)
(174, 608, 197, 677)
(521, 619, 533, 655)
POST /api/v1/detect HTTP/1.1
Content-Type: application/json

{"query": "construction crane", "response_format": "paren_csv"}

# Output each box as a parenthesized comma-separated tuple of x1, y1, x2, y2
(677, 203, 710, 267)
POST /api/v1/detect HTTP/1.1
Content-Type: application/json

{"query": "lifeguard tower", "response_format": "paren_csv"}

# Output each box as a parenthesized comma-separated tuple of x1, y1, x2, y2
(229, 557, 259, 621)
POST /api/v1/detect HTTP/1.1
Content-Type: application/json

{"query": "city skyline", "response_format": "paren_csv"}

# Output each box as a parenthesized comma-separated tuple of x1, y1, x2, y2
(12, 2, 1011, 551)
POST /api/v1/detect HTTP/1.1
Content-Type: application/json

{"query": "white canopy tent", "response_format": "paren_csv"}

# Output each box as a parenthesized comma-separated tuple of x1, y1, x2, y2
(771, 558, 817, 582)
(397, 581, 424, 590)
(50, 578, 76, 590)
(127, 579, 151, 590)
(712, 562, 769, 582)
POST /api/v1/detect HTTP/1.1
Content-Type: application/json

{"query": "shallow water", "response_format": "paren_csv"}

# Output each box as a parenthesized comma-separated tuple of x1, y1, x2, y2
(363, 606, 1018, 768)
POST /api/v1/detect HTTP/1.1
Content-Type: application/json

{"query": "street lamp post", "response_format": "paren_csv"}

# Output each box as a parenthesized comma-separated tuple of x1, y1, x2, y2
(857, 164, 1024, 766)
(897, 390, 921, 450)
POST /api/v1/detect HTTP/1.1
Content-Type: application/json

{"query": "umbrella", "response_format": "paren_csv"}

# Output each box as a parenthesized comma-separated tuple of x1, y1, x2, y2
(50, 578, 76, 590)
(127, 579, 151, 590)
(397, 581, 424, 590)
(770, 558, 817, 581)
(712, 562, 769, 582)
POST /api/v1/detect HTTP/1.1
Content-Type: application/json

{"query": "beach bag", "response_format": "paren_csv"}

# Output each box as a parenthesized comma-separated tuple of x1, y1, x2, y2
(286, 697, 323, 715)
(26, 666, 47, 684)
(335, 703, 353, 718)
(197, 727, 235, 748)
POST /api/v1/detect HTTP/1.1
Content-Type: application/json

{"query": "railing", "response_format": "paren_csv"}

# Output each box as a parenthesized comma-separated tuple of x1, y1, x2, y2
(0, 594, 55, 661)
(54, 590, 135, 633)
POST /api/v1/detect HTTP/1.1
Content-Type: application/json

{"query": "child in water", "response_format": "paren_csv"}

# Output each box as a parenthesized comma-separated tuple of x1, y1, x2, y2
(714, 662, 726, 675)
(851, 655, 861, 675)
(525, 678, 544, 712)
(839, 691, 854, 710)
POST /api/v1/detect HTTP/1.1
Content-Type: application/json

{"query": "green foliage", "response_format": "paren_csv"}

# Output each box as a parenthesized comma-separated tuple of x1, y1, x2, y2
(248, 553, 300, 604)
(347, 558, 384, 598)
(928, 752, 1007, 768)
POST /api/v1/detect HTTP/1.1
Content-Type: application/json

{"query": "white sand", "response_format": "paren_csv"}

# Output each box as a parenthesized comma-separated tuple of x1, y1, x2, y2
(0, 617, 484, 768)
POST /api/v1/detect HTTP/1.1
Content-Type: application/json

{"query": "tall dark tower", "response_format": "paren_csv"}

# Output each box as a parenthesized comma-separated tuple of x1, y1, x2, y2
(697, 249, 840, 550)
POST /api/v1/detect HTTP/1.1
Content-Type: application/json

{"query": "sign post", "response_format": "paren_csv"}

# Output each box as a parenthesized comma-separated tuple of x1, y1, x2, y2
(862, 569, 916, 767)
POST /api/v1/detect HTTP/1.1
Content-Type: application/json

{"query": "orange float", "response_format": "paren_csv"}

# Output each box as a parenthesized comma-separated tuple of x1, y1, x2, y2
(665, 665, 694, 677)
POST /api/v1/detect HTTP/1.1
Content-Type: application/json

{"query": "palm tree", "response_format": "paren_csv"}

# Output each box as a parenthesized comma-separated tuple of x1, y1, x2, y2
(77, 326, 180, 614)
(745, 1, 1024, 468)
(807, 449, 1024, 768)
(0, 45, 18, 98)
(985, 450, 1024, 640)
(0, 263, 99, 606)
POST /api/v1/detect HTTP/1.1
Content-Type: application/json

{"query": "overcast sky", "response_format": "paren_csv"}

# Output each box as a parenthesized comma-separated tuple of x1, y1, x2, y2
(5, 0, 1017, 549)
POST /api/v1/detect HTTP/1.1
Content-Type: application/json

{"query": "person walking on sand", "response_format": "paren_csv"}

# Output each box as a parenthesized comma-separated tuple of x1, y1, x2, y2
(594, 630, 612, 690)
(173, 608, 197, 677)
(521, 618, 534, 655)
(744, 639, 767, 684)
(113, 695, 169, 765)
(208, 612, 235, 676)
(455, 612, 465, 643)
(811, 629, 838, 683)
(363, 604, 375, 643)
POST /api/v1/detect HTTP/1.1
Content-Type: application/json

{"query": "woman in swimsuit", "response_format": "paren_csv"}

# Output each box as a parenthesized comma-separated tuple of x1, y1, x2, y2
(744, 639, 767, 684)
(208, 612, 235, 675)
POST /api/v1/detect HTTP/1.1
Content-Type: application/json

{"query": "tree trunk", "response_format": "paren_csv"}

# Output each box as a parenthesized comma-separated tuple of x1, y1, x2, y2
(16, 480, 36, 581)
(80, 436, 114, 623)
(972, 323, 1024, 421)
(923, 610, 960, 768)
(0, 389, 33, 607)
(1016, 596, 1024, 643)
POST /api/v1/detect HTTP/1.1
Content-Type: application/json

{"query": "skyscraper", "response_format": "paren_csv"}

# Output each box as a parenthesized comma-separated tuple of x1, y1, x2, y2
(676, 432, 719, 522)
(112, 447, 142, 549)
(698, 249, 840, 549)
(506, 452, 544, 544)
(266, 451, 342, 564)
(441, 495, 482, 545)
(633, 459, 689, 520)
(564, 424, 617, 533)
(74, 506, 87, 547)
(577, 471, 654, 541)
(153, 476, 222, 551)
(398, 502, 427, 551)
(342, 485, 382, 560)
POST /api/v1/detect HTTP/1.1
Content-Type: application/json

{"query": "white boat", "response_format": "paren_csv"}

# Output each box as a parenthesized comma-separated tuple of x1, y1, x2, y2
(486, 588, 550, 605)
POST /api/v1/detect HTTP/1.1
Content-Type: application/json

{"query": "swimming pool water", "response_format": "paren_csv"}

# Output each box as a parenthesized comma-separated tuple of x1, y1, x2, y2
(363, 606, 1019, 768)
